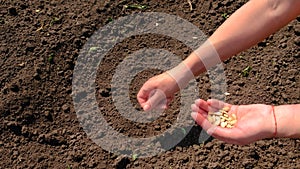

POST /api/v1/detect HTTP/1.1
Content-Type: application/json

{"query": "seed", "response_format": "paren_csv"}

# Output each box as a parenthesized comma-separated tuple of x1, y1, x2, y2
(206, 106, 237, 128)
(220, 121, 227, 128)
(209, 111, 221, 116)
(222, 106, 230, 112)
(226, 124, 233, 128)
(214, 117, 221, 126)
(215, 111, 222, 116)
(230, 120, 237, 125)
(212, 115, 216, 122)
(220, 110, 227, 114)
(207, 115, 214, 123)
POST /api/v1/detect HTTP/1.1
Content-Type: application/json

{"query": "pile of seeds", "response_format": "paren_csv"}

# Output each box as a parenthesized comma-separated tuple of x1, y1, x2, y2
(207, 106, 237, 128)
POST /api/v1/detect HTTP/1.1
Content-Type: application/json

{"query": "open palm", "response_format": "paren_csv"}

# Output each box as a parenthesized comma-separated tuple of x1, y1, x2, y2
(191, 99, 275, 145)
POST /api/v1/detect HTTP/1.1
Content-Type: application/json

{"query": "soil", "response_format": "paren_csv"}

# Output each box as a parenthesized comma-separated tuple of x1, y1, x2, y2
(1, 0, 299, 169)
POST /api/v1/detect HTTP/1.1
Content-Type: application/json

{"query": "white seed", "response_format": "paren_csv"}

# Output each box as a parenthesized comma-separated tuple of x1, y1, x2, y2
(226, 124, 233, 128)
(207, 107, 237, 128)
(230, 120, 237, 125)
(215, 111, 222, 116)
(220, 110, 227, 114)
(214, 117, 221, 126)
(207, 115, 214, 123)
(212, 115, 216, 122)
(220, 121, 227, 128)
(209, 111, 222, 116)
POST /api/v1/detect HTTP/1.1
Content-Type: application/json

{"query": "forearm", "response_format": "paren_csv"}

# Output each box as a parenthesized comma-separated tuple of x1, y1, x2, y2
(275, 104, 300, 138)
(183, 0, 300, 76)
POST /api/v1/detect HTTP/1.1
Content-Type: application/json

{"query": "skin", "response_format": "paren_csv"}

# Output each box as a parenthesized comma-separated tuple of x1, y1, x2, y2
(191, 99, 275, 145)
(191, 99, 300, 145)
(137, 0, 300, 144)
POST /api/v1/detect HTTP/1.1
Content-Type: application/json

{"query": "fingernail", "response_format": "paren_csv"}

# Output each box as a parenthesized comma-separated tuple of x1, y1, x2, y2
(143, 104, 150, 111)
(191, 104, 198, 112)
(207, 127, 216, 135)
(191, 112, 198, 120)
(207, 99, 212, 104)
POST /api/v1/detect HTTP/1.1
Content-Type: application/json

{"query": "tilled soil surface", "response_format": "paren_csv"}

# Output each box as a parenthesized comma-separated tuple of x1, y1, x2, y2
(1, 0, 300, 168)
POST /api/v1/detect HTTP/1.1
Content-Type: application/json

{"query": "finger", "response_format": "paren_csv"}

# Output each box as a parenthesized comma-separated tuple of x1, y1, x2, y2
(207, 99, 231, 110)
(191, 104, 200, 112)
(153, 102, 168, 110)
(156, 98, 173, 110)
(192, 111, 244, 145)
(161, 97, 174, 110)
(194, 99, 209, 112)
(137, 86, 150, 108)
(191, 112, 236, 140)
(197, 108, 208, 118)
(191, 104, 209, 119)
(144, 89, 167, 111)
(195, 99, 218, 112)
(166, 97, 173, 105)
(191, 112, 217, 134)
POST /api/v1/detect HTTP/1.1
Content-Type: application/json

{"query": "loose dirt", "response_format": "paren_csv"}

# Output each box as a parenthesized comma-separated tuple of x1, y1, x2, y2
(1, 0, 299, 168)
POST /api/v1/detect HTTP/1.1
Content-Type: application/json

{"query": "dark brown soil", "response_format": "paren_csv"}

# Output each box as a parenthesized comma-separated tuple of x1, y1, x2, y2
(1, 0, 299, 168)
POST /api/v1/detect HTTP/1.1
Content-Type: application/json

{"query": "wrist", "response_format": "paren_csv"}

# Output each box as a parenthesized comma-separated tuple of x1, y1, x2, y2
(182, 40, 222, 77)
(274, 105, 300, 138)
(262, 105, 278, 139)
(271, 105, 277, 138)
(166, 62, 194, 89)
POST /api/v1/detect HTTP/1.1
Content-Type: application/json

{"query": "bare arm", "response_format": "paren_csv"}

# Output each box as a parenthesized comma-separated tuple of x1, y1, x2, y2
(172, 0, 300, 139)
(183, 0, 300, 75)
(191, 100, 300, 144)
(137, 0, 300, 116)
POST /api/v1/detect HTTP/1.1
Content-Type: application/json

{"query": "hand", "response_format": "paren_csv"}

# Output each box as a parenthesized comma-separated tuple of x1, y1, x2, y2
(137, 72, 180, 111)
(191, 99, 275, 145)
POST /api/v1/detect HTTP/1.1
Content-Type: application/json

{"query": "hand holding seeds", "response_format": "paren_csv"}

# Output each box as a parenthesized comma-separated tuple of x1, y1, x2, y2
(191, 99, 277, 145)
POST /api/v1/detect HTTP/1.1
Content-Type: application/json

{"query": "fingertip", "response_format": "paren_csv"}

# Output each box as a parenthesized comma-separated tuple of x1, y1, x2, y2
(195, 99, 209, 112)
(143, 104, 151, 111)
(191, 112, 198, 121)
(195, 98, 205, 106)
(207, 126, 217, 135)
(191, 104, 199, 112)
(207, 99, 232, 110)
(207, 99, 223, 105)
(161, 104, 168, 109)
(137, 93, 148, 107)
(195, 99, 201, 104)
(207, 99, 213, 105)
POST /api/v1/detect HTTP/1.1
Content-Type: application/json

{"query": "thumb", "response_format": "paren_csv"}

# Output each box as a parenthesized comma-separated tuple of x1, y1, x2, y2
(143, 89, 167, 111)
